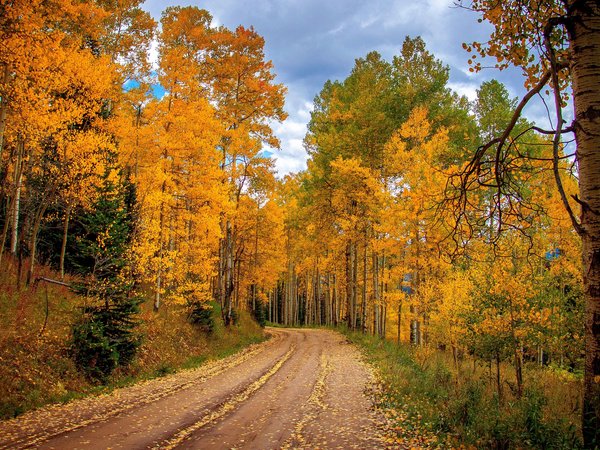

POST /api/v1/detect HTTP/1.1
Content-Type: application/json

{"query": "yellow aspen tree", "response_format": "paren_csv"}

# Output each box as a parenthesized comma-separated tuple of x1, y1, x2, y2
(129, 7, 225, 311)
(384, 106, 451, 344)
(457, 1, 600, 441)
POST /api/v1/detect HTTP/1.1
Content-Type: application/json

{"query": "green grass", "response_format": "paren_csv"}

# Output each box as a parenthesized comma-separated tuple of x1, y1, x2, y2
(344, 330, 582, 449)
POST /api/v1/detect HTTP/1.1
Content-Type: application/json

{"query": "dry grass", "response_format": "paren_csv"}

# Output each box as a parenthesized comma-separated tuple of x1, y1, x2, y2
(0, 257, 265, 419)
(347, 331, 583, 449)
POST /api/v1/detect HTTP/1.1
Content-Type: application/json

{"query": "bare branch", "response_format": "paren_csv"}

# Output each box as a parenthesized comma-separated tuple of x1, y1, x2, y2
(544, 17, 583, 235)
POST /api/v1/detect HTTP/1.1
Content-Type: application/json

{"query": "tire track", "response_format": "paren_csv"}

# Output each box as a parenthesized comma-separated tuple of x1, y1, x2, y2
(1, 329, 384, 450)
(156, 344, 296, 450)
(0, 332, 283, 450)
(180, 329, 323, 449)
(281, 352, 332, 449)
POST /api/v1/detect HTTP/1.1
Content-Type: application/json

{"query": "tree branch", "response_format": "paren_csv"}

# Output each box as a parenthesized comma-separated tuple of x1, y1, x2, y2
(544, 17, 583, 235)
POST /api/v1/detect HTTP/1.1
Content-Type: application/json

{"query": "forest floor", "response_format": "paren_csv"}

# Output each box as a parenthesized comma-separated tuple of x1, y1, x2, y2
(0, 328, 390, 449)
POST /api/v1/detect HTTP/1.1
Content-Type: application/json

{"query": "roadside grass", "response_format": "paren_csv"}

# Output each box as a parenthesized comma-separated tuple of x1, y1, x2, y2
(345, 330, 582, 449)
(0, 257, 266, 420)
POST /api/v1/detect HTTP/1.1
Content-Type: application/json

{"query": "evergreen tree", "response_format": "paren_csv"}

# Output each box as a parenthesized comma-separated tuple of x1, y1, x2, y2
(71, 162, 142, 381)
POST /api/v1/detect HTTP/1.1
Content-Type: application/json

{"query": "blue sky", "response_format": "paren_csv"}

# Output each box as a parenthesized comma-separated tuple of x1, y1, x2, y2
(142, 0, 557, 176)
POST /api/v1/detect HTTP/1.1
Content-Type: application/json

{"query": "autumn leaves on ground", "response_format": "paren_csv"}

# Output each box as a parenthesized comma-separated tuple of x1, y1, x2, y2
(0, 329, 385, 450)
(1, 0, 598, 449)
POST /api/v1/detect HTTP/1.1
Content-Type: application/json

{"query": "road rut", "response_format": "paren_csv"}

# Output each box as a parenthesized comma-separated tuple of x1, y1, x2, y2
(0, 328, 383, 449)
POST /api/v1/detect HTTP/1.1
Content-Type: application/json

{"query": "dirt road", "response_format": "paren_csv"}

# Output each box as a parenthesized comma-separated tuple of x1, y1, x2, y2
(0, 328, 384, 449)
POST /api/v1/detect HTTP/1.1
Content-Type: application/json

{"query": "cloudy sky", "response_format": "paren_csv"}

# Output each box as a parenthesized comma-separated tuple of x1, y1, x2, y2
(142, 0, 549, 176)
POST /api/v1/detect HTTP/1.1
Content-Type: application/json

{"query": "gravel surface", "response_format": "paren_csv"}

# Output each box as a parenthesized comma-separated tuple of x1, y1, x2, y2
(0, 328, 385, 449)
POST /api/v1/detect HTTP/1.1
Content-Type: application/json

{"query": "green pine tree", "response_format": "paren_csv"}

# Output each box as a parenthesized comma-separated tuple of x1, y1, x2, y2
(71, 163, 142, 381)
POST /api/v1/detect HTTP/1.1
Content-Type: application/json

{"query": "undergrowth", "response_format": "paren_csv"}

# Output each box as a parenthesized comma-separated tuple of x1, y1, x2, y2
(345, 330, 582, 449)
(0, 258, 265, 419)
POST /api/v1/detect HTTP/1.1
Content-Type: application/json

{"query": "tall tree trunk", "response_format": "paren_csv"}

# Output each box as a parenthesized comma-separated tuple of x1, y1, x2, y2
(381, 252, 387, 338)
(325, 272, 331, 326)
(316, 262, 321, 326)
(372, 251, 379, 336)
(496, 352, 503, 403)
(155, 189, 165, 312)
(224, 219, 234, 324)
(235, 253, 241, 310)
(294, 271, 299, 325)
(346, 240, 353, 328)
(288, 276, 292, 325)
(0, 195, 14, 265)
(10, 137, 24, 255)
(59, 205, 71, 280)
(333, 272, 338, 325)
(10, 170, 21, 254)
(397, 293, 402, 345)
(362, 240, 367, 333)
(218, 236, 226, 312)
(352, 241, 358, 330)
(27, 203, 48, 286)
(252, 205, 259, 313)
(0, 64, 9, 163)
(305, 272, 311, 326)
(569, 2, 600, 445)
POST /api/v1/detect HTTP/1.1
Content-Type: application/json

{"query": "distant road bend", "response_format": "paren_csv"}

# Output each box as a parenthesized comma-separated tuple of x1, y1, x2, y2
(0, 328, 384, 449)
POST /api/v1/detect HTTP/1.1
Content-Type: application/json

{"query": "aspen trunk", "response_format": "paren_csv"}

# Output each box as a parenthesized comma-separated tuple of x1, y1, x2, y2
(352, 241, 358, 329)
(372, 251, 379, 336)
(509, 300, 523, 398)
(333, 272, 338, 325)
(295, 271, 299, 325)
(155, 191, 165, 312)
(305, 272, 310, 326)
(218, 237, 225, 310)
(10, 171, 21, 255)
(325, 272, 331, 326)
(59, 205, 71, 280)
(362, 241, 367, 333)
(224, 219, 234, 324)
(27, 204, 48, 286)
(452, 345, 459, 377)
(235, 255, 241, 310)
(0, 64, 9, 162)
(0, 196, 14, 264)
(569, 2, 600, 445)
(316, 263, 321, 326)
(252, 205, 259, 313)
(381, 252, 387, 338)
(10, 137, 24, 255)
(346, 240, 353, 328)
(496, 352, 503, 403)
(397, 295, 402, 345)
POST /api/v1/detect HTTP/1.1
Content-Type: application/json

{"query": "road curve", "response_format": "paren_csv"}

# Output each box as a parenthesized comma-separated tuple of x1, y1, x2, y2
(0, 328, 384, 449)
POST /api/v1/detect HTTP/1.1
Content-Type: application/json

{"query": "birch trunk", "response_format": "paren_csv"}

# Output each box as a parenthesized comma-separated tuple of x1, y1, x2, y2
(10, 137, 24, 255)
(569, 2, 600, 444)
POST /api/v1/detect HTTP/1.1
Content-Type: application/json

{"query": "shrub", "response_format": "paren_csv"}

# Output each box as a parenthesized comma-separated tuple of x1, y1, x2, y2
(188, 301, 215, 333)
(71, 293, 142, 381)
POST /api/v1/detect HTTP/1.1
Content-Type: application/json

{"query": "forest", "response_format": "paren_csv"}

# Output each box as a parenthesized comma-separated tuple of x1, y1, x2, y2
(0, 0, 599, 448)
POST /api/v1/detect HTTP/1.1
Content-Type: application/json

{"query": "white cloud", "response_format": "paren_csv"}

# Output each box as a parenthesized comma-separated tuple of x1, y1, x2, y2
(448, 81, 479, 101)
(269, 96, 313, 176)
(273, 138, 308, 175)
(142, 0, 544, 177)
